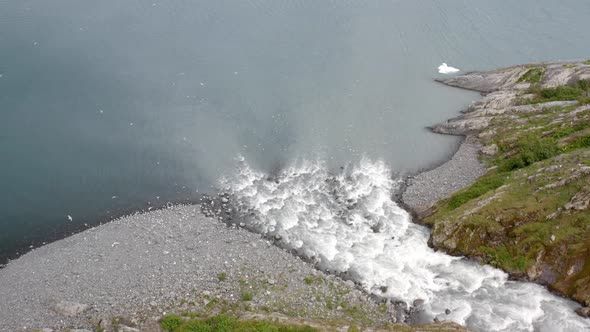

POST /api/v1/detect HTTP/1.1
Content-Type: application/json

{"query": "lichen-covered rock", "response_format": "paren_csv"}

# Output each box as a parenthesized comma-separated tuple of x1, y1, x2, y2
(480, 144, 498, 156)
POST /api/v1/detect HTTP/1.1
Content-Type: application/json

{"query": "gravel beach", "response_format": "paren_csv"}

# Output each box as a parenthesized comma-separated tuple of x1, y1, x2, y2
(0, 205, 408, 332)
(402, 136, 486, 217)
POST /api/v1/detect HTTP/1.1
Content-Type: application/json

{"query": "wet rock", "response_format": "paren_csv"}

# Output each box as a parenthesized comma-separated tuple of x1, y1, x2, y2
(576, 306, 590, 318)
(413, 299, 425, 308)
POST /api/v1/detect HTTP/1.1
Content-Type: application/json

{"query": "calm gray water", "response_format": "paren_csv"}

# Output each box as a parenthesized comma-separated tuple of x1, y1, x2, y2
(1, 0, 589, 261)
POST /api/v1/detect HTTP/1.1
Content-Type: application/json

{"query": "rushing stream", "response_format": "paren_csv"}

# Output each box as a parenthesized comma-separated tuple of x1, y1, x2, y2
(221, 157, 590, 332)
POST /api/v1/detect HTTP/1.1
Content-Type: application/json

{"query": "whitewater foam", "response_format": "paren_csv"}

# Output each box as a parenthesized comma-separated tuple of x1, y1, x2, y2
(221, 156, 589, 332)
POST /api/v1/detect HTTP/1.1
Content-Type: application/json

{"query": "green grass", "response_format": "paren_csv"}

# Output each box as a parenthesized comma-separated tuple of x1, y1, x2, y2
(517, 67, 544, 83)
(304, 277, 313, 285)
(565, 135, 590, 150)
(217, 272, 227, 282)
(539, 85, 584, 101)
(446, 173, 506, 210)
(161, 314, 318, 332)
(240, 292, 253, 301)
(162, 314, 185, 332)
(584, 60, 590, 65)
(499, 135, 559, 171)
(551, 121, 590, 139)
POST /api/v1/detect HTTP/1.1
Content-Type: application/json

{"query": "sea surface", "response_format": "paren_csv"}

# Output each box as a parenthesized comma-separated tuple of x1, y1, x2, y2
(1, 1, 590, 330)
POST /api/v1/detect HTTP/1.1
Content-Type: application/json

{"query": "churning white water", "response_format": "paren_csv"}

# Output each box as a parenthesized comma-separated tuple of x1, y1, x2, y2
(221, 157, 590, 332)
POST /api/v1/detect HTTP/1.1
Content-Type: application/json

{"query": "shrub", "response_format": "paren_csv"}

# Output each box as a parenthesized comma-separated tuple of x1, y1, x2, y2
(525, 81, 590, 104)
(447, 174, 506, 210)
(304, 277, 313, 285)
(499, 136, 559, 172)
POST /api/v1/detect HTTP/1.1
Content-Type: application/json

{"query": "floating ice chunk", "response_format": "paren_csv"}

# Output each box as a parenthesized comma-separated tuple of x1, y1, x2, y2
(200, 82, 205, 86)
(438, 63, 460, 74)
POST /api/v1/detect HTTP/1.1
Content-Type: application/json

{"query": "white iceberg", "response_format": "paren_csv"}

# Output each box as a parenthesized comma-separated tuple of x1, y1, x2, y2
(438, 63, 460, 74)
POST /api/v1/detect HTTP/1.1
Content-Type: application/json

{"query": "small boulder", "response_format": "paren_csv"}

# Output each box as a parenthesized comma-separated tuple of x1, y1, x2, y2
(413, 299, 425, 308)
(564, 189, 590, 211)
(480, 144, 498, 156)
(575, 306, 590, 318)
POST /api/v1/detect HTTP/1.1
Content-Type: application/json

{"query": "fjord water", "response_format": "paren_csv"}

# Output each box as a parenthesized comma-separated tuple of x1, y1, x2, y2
(1, 0, 590, 329)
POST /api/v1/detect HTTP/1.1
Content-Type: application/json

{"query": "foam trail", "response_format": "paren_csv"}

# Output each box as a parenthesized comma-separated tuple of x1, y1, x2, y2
(221, 156, 590, 332)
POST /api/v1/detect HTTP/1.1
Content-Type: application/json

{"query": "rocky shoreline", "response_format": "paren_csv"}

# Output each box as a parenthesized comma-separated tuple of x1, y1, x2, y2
(0, 204, 467, 332)
(404, 59, 590, 318)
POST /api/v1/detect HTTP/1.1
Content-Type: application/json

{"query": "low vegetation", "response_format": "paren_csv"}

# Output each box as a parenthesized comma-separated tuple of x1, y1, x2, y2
(425, 71, 590, 309)
(217, 272, 227, 282)
(446, 173, 506, 210)
(517, 67, 544, 83)
(498, 135, 560, 171)
(525, 79, 590, 104)
(161, 314, 317, 332)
